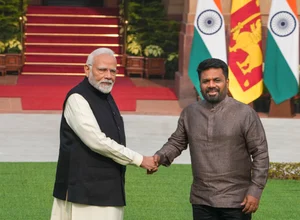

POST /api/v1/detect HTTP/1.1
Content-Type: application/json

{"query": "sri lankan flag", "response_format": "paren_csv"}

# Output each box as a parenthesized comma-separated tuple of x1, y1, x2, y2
(264, 0, 299, 104)
(228, 0, 263, 104)
(188, 0, 227, 95)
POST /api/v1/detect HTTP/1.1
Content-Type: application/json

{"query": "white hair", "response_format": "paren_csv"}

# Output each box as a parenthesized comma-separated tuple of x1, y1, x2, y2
(86, 48, 116, 66)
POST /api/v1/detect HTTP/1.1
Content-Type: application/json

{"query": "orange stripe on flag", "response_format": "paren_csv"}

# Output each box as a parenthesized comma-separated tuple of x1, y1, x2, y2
(214, 0, 222, 12)
(287, 0, 298, 16)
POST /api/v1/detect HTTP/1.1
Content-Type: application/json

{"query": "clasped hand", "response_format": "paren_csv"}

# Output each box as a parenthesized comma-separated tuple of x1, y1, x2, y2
(140, 155, 160, 174)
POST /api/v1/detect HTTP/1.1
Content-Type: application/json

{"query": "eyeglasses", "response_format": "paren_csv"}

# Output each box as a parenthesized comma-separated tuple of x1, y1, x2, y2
(97, 67, 118, 76)
(88, 65, 118, 76)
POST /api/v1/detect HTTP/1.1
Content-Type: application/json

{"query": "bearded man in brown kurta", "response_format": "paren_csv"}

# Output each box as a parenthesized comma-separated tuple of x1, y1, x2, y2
(150, 58, 269, 220)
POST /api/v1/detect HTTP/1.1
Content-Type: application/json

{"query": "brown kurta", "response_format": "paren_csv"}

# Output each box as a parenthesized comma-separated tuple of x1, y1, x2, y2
(156, 96, 269, 208)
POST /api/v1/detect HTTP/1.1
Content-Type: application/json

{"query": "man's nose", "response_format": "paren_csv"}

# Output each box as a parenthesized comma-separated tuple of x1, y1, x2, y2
(104, 71, 113, 78)
(208, 80, 215, 87)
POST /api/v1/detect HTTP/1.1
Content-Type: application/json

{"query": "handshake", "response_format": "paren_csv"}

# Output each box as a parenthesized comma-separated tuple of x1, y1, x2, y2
(140, 154, 160, 174)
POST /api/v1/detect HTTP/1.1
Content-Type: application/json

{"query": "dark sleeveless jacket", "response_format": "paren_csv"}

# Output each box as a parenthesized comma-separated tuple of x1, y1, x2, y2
(53, 77, 127, 206)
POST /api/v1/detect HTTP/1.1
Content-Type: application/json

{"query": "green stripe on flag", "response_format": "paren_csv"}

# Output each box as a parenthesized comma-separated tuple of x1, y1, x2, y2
(188, 27, 211, 95)
(264, 31, 299, 104)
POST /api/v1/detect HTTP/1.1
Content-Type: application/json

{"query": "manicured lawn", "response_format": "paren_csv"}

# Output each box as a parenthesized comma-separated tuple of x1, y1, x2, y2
(0, 163, 299, 220)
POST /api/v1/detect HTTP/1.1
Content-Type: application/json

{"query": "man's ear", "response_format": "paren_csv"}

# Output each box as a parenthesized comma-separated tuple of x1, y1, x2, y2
(84, 65, 90, 77)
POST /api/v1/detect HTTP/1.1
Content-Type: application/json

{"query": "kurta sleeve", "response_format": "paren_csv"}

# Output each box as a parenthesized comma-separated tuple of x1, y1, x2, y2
(155, 110, 189, 166)
(244, 108, 269, 199)
(64, 93, 143, 167)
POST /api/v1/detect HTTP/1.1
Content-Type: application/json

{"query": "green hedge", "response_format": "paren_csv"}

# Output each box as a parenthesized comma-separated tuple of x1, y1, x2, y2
(0, 0, 28, 53)
(269, 162, 300, 180)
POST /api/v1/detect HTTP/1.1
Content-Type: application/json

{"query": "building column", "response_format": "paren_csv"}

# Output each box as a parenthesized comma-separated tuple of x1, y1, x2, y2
(175, 0, 198, 108)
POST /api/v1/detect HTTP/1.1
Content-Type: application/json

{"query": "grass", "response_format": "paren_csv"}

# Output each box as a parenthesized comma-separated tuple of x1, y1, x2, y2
(0, 163, 299, 220)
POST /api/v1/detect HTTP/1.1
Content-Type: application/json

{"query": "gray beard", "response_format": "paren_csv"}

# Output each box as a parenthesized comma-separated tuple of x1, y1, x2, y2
(88, 72, 114, 94)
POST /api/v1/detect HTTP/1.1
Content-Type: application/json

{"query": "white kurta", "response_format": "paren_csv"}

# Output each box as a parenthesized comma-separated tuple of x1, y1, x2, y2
(50, 93, 143, 220)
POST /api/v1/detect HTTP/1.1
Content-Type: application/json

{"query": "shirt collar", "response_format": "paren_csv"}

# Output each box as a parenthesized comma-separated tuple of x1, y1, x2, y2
(201, 95, 229, 111)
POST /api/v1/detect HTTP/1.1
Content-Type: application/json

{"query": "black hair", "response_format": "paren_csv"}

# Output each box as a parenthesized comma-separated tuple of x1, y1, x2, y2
(197, 58, 228, 79)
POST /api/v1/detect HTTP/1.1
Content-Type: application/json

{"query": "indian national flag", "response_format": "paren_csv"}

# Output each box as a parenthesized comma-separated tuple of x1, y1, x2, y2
(188, 0, 227, 95)
(264, 0, 299, 104)
(228, 0, 263, 104)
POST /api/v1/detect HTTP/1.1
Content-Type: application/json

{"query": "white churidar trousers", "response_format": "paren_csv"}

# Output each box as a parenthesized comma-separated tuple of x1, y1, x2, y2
(50, 198, 124, 220)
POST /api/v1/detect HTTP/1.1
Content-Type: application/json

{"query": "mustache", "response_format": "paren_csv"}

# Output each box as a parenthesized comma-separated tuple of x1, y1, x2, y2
(206, 88, 219, 92)
(100, 79, 114, 84)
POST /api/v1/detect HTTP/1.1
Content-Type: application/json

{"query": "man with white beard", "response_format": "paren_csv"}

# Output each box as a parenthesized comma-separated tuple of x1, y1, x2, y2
(50, 48, 157, 220)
